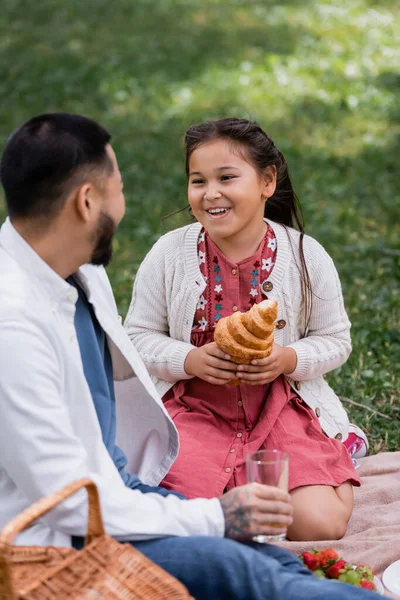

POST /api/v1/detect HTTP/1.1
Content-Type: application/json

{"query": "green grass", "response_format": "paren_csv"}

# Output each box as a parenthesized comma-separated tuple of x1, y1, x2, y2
(0, 0, 399, 451)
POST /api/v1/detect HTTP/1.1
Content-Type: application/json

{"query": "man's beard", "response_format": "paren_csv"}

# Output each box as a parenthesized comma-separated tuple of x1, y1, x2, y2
(90, 212, 116, 267)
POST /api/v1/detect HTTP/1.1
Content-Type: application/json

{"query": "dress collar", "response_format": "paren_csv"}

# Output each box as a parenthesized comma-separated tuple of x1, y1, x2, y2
(184, 218, 291, 291)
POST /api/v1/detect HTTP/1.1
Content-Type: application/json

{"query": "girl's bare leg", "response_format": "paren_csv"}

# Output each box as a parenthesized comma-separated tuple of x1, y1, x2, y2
(287, 482, 353, 541)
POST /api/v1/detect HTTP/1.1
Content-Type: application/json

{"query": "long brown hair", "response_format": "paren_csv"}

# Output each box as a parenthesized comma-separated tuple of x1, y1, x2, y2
(184, 117, 312, 332)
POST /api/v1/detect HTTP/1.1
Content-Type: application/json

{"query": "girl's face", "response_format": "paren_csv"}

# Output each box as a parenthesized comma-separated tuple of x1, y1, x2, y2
(188, 139, 276, 243)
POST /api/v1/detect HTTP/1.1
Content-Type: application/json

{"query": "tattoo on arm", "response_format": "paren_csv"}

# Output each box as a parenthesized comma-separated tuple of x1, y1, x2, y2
(219, 488, 252, 540)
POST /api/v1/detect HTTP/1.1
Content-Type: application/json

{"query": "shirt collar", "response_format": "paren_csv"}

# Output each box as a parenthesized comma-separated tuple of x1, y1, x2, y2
(0, 217, 79, 305)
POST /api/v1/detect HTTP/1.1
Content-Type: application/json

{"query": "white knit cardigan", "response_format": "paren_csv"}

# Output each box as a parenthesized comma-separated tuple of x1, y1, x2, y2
(125, 219, 351, 440)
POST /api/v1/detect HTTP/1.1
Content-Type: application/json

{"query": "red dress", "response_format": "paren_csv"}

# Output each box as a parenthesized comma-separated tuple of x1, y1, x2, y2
(161, 226, 360, 499)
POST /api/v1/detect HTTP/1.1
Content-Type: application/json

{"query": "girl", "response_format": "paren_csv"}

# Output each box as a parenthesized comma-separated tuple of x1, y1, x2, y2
(125, 118, 362, 541)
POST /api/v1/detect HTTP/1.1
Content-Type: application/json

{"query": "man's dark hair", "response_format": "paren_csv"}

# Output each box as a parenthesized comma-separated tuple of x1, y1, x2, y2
(0, 113, 113, 222)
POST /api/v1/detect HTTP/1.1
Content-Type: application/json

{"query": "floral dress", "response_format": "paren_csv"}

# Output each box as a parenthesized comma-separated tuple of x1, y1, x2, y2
(161, 226, 360, 499)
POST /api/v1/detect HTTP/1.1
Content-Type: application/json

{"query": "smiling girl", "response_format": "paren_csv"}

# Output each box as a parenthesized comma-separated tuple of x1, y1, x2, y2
(125, 118, 362, 541)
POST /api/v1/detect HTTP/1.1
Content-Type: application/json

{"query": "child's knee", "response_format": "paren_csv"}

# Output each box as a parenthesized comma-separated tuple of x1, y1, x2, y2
(309, 513, 348, 541)
(288, 486, 352, 541)
(288, 512, 348, 541)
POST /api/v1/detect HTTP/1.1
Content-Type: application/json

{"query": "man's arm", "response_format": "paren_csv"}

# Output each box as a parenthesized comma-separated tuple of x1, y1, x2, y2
(0, 319, 223, 540)
(0, 319, 98, 534)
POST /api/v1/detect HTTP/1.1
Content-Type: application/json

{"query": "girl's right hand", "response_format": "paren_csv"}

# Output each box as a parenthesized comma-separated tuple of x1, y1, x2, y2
(184, 342, 238, 384)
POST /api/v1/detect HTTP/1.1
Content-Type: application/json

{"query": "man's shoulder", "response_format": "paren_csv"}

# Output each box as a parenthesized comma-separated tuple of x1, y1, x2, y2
(0, 248, 33, 317)
(0, 248, 62, 335)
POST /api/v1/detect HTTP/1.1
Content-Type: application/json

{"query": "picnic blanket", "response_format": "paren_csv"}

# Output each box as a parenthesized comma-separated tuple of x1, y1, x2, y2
(278, 451, 400, 597)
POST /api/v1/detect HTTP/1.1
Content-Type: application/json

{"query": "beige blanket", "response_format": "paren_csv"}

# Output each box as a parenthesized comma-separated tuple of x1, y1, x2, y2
(278, 451, 400, 597)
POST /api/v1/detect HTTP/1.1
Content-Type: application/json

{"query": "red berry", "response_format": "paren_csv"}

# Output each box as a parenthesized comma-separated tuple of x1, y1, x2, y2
(326, 559, 347, 579)
(301, 552, 320, 572)
(360, 579, 376, 591)
(315, 548, 339, 567)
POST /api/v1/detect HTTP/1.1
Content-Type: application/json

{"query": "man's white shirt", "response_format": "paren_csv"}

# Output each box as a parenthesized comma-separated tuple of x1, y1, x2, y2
(0, 218, 224, 546)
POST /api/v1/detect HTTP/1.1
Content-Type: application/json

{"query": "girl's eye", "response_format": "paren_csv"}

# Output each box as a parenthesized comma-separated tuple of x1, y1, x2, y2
(191, 179, 204, 185)
(221, 175, 235, 181)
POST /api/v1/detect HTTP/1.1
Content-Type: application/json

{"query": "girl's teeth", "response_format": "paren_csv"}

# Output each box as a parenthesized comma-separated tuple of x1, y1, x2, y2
(209, 208, 227, 214)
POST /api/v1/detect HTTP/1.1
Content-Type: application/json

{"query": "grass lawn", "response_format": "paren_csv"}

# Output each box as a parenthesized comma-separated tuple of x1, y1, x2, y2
(0, 0, 399, 451)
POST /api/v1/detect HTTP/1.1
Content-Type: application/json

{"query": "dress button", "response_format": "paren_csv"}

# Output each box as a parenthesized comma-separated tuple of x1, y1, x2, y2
(315, 407, 321, 418)
(231, 268, 237, 275)
(236, 432, 242, 438)
(230, 448, 236, 453)
(335, 433, 343, 441)
(294, 381, 301, 391)
(232, 305, 238, 312)
(261, 280, 273, 293)
(225, 467, 231, 473)
(237, 401, 243, 407)
(276, 319, 286, 330)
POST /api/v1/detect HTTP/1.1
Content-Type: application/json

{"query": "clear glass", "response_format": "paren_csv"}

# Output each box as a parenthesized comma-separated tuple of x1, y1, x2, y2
(246, 449, 289, 543)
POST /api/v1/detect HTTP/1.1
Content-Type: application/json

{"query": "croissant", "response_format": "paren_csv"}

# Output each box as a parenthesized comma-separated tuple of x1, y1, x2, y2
(214, 299, 278, 384)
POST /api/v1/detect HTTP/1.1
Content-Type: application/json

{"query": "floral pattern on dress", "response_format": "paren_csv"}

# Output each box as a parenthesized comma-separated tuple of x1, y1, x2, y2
(262, 257, 274, 272)
(193, 226, 277, 331)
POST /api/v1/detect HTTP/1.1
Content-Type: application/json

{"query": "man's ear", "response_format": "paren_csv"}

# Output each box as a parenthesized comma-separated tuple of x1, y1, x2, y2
(75, 183, 97, 223)
(262, 165, 277, 199)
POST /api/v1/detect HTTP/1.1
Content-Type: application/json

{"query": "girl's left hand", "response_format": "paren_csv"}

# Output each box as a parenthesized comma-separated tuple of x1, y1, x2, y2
(235, 343, 297, 386)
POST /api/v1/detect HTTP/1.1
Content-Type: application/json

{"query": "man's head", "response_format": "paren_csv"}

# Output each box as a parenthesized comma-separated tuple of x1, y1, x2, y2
(0, 113, 125, 267)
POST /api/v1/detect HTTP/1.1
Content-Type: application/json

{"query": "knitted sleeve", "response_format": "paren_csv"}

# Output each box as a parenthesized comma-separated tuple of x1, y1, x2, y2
(287, 236, 352, 381)
(124, 236, 195, 383)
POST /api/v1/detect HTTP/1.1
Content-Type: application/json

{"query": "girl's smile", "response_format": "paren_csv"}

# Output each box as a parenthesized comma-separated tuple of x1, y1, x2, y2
(187, 139, 276, 258)
(206, 207, 231, 219)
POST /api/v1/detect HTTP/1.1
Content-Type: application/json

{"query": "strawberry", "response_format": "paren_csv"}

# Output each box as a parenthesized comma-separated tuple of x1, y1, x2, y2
(360, 579, 376, 591)
(325, 559, 347, 579)
(301, 552, 320, 571)
(315, 548, 339, 567)
(298, 548, 376, 590)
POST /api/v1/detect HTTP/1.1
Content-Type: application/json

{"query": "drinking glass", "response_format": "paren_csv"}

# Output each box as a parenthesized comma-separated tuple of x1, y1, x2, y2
(246, 449, 289, 543)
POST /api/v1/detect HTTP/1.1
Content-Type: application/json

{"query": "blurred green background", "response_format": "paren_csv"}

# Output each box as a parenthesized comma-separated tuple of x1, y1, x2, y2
(0, 0, 399, 451)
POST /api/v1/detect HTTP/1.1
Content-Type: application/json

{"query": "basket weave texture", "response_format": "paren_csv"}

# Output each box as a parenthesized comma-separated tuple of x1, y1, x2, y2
(0, 479, 193, 599)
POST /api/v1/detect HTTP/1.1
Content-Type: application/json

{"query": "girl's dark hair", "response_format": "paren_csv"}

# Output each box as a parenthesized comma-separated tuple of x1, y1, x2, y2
(184, 117, 312, 332)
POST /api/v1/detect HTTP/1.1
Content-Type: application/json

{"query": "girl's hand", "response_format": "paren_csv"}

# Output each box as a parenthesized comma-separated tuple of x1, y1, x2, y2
(184, 342, 238, 385)
(235, 343, 297, 386)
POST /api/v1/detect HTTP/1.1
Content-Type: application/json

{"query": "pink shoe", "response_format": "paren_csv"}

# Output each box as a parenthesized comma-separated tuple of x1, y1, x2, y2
(343, 424, 369, 458)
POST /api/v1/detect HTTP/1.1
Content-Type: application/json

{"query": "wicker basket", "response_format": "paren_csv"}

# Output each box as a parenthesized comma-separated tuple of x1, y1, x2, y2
(0, 478, 194, 599)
